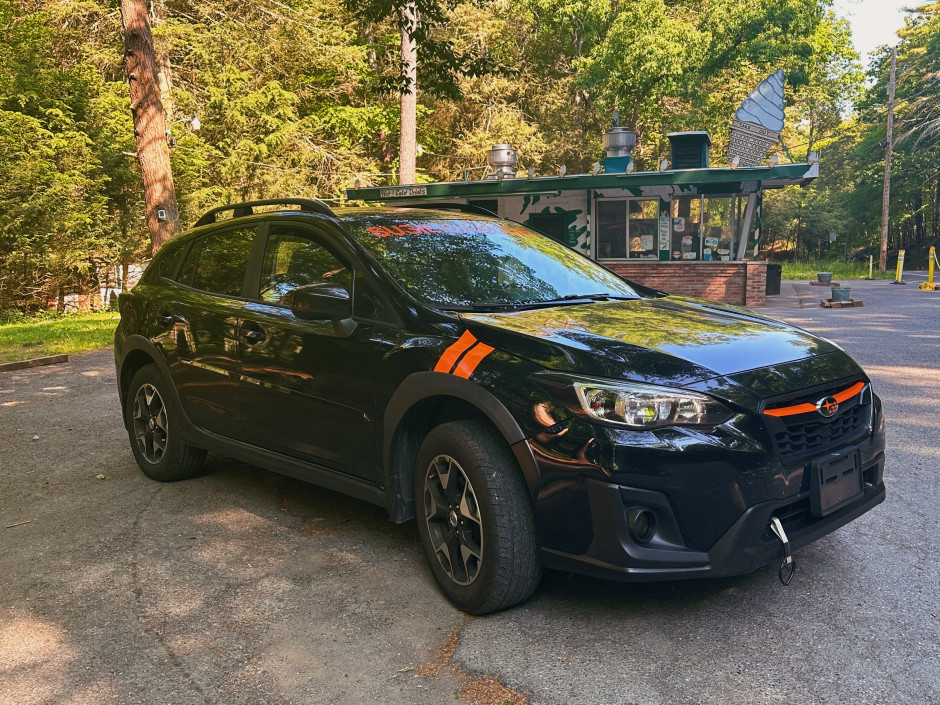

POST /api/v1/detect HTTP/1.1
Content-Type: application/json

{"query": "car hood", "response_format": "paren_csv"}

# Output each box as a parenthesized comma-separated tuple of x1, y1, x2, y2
(458, 297, 843, 387)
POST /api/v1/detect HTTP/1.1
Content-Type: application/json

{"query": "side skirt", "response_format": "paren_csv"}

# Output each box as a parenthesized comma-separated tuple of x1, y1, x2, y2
(180, 424, 387, 509)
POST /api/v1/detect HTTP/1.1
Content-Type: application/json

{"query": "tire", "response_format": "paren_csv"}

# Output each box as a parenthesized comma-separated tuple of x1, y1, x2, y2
(414, 420, 542, 614)
(125, 364, 207, 482)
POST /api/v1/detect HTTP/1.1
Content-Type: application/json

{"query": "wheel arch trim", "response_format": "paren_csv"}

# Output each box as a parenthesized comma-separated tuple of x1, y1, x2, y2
(382, 371, 540, 522)
(117, 336, 187, 426)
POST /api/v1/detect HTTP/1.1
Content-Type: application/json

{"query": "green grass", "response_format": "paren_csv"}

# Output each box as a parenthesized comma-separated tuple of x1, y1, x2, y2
(780, 260, 896, 281)
(0, 311, 120, 363)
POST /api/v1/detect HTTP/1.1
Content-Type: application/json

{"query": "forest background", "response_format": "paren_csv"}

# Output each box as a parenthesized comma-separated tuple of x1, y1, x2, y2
(2, 0, 939, 311)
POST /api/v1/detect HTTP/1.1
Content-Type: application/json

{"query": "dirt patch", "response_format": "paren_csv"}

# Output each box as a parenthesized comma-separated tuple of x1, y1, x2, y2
(293, 518, 337, 536)
(460, 674, 528, 705)
(416, 616, 527, 705)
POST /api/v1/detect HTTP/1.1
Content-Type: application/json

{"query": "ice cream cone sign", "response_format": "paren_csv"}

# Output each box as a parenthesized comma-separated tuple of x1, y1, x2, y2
(728, 70, 785, 167)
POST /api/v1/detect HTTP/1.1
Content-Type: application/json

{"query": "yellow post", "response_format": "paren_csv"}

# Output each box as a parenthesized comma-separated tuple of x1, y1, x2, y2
(920, 246, 937, 291)
(893, 249, 905, 284)
(869, 255, 873, 279)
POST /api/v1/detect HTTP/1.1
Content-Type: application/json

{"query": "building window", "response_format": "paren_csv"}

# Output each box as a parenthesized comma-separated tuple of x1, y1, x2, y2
(670, 195, 754, 261)
(527, 212, 568, 244)
(671, 196, 702, 260)
(597, 199, 658, 260)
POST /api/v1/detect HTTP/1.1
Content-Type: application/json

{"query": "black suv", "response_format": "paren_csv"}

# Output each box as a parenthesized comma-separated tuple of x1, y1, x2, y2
(115, 199, 885, 613)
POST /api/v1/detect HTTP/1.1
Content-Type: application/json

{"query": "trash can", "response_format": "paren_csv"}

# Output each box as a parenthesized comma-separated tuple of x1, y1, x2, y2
(831, 286, 851, 302)
(766, 264, 782, 295)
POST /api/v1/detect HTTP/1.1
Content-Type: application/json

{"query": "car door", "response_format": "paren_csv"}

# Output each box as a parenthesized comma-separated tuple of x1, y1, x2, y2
(156, 225, 257, 439)
(237, 223, 398, 481)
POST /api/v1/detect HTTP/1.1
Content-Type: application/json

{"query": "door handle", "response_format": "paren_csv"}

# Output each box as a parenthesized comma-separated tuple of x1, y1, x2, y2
(240, 323, 266, 345)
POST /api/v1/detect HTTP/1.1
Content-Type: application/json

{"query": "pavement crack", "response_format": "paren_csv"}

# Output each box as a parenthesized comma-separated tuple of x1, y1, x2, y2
(129, 483, 213, 705)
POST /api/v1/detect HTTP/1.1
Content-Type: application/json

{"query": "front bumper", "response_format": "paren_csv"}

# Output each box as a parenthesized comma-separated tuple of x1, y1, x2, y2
(526, 401, 886, 582)
(540, 462, 885, 581)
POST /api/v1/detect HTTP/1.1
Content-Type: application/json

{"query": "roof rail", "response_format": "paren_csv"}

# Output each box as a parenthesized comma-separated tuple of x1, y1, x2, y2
(194, 198, 336, 227)
(389, 202, 499, 218)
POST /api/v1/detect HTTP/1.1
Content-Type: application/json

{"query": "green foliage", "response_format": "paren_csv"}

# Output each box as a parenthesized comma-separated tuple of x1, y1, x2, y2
(3, 0, 934, 311)
(0, 310, 119, 362)
(780, 260, 895, 280)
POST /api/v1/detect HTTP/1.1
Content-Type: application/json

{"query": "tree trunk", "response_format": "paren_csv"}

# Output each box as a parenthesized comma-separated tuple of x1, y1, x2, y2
(880, 47, 897, 273)
(915, 191, 925, 243)
(399, 1, 417, 186)
(934, 178, 940, 238)
(157, 52, 174, 117)
(121, 0, 180, 254)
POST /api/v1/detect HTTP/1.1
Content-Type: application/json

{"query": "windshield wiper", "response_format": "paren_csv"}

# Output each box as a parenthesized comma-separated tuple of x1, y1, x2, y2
(437, 302, 526, 312)
(437, 293, 639, 313)
(543, 293, 638, 303)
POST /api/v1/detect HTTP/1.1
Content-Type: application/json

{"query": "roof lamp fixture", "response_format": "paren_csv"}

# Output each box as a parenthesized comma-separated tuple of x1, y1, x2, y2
(807, 151, 819, 166)
(559, 165, 567, 177)
(592, 162, 602, 176)
(769, 153, 779, 167)
(659, 158, 669, 172)
(354, 178, 361, 189)
(165, 113, 201, 146)
(730, 155, 741, 169)
(527, 166, 535, 178)
(626, 158, 635, 174)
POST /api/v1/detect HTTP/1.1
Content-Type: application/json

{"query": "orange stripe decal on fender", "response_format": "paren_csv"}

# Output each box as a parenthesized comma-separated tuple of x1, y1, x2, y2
(452, 343, 495, 379)
(434, 330, 478, 373)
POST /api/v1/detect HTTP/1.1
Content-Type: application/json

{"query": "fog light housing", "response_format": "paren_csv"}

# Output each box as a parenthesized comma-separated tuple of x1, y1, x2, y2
(626, 507, 657, 544)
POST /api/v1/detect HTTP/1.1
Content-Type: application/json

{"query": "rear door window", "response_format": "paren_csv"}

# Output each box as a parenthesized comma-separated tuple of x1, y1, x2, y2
(188, 227, 257, 296)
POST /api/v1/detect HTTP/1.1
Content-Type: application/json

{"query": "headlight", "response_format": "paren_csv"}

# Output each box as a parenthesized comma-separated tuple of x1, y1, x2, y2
(538, 374, 734, 429)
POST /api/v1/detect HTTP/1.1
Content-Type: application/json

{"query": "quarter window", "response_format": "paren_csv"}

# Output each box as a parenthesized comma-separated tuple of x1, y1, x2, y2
(159, 242, 188, 281)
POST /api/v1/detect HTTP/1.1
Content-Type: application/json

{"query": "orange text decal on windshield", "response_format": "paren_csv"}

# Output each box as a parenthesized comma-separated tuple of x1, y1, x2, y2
(434, 331, 495, 379)
(366, 221, 536, 238)
(367, 224, 441, 237)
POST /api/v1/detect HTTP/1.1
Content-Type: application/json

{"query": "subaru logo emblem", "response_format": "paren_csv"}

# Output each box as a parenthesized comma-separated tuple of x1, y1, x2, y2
(816, 396, 839, 417)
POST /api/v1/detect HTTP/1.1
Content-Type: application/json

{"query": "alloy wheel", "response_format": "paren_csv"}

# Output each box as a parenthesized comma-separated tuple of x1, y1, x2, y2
(133, 383, 168, 465)
(423, 454, 484, 586)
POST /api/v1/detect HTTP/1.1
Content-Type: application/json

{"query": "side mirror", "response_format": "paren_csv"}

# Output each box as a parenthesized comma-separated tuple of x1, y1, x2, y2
(286, 284, 356, 336)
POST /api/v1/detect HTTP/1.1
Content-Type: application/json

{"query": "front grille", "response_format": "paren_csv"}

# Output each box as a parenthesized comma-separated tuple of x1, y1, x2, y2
(774, 404, 869, 461)
(763, 379, 872, 464)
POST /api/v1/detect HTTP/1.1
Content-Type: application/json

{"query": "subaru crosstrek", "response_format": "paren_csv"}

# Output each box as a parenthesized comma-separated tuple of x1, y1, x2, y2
(114, 199, 886, 614)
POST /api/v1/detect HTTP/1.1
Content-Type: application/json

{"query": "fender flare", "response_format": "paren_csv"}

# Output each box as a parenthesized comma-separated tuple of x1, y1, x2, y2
(116, 336, 191, 430)
(382, 371, 540, 521)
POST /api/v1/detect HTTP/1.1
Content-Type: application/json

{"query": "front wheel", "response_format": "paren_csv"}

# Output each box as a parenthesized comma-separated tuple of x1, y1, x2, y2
(415, 420, 542, 614)
(125, 364, 207, 482)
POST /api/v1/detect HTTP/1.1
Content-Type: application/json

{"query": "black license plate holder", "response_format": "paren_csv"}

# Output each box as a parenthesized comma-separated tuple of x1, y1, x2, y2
(810, 448, 863, 517)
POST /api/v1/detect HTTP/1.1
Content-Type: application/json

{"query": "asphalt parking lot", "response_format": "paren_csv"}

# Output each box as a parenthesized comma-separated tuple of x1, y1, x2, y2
(1, 273, 938, 705)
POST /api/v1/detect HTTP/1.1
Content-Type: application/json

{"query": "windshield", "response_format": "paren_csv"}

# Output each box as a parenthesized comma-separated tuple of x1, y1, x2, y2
(347, 213, 641, 308)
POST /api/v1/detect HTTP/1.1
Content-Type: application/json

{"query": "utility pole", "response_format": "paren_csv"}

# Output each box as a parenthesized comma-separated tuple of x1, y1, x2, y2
(121, 0, 180, 253)
(398, 1, 417, 186)
(880, 46, 897, 273)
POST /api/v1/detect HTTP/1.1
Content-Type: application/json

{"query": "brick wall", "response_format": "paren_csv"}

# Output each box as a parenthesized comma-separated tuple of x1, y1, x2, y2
(601, 261, 768, 307)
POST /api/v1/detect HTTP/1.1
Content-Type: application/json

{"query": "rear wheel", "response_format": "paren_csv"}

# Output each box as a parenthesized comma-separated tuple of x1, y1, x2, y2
(126, 365, 207, 482)
(415, 420, 541, 614)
